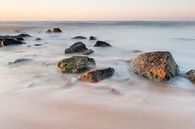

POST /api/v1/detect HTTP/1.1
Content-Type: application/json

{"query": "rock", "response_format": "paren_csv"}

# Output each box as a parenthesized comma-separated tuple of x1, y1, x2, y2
(34, 44, 42, 46)
(16, 37, 24, 41)
(8, 58, 31, 65)
(0, 38, 25, 47)
(132, 50, 142, 53)
(46, 29, 52, 33)
(186, 70, 195, 83)
(130, 51, 179, 81)
(57, 56, 96, 73)
(83, 49, 94, 55)
(65, 42, 88, 54)
(53, 28, 62, 33)
(35, 38, 41, 41)
(89, 36, 97, 40)
(17, 34, 31, 38)
(72, 36, 87, 39)
(94, 41, 111, 47)
(80, 68, 115, 83)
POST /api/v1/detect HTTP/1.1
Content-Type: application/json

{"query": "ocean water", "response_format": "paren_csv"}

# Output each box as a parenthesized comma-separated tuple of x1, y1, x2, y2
(0, 21, 195, 129)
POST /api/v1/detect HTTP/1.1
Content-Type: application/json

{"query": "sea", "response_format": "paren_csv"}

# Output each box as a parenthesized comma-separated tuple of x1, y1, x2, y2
(0, 21, 195, 129)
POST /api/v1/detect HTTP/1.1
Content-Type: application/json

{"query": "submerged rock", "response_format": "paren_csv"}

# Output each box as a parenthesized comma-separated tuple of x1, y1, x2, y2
(130, 51, 179, 81)
(35, 38, 41, 41)
(16, 37, 24, 41)
(65, 42, 88, 54)
(8, 58, 31, 65)
(17, 34, 31, 38)
(80, 68, 115, 83)
(72, 36, 87, 39)
(53, 28, 62, 33)
(34, 44, 42, 46)
(83, 49, 94, 55)
(186, 70, 195, 83)
(57, 56, 96, 73)
(46, 29, 52, 33)
(89, 36, 97, 40)
(94, 41, 111, 47)
(0, 38, 25, 47)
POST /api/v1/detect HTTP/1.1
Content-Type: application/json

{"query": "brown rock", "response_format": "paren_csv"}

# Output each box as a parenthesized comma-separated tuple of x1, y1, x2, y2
(80, 68, 115, 83)
(46, 29, 52, 33)
(130, 51, 179, 81)
(53, 28, 62, 33)
(186, 70, 195, 83)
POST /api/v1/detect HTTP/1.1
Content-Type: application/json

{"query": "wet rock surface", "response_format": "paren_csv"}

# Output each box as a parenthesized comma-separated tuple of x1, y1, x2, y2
(65, 42, 88, 54)
(80, 68, 115, 83)
(186, 70, 195, 83)
(94, 41, 111, 47)
(130, 51, 179, 81)
(57, 56, 96, 73)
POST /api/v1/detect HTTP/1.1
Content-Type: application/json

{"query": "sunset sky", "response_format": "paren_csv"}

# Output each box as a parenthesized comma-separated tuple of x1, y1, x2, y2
(0, 0, 194, 21)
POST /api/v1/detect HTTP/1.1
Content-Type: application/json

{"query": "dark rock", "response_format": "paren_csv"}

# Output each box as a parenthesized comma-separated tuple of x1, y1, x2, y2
(132, 50, 142, 53)
(16, 37, 24, 41)
(80, 68, 115, 83)
(94, 41, 111, 47)
(129, 51, 179, 81)
(89, 36, 97, 40)
(53, 28, 62, 33)
(57, 56, 96, 73)
(83, 49, 94, 55)
(34, 44, 42, 46)
(65, 42, 88, 54)
(46, 29, 52, 33)
(0, 38, 25, 47)
(186, 70, 195, 83)
(35, 38, 41, 41)
(8, 58, 31, 65)
(72, 36, 87, 39)
(17, 34, 31, 38)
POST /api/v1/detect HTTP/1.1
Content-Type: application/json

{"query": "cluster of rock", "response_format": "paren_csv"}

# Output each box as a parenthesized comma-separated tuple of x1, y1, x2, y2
(46, 28, 62, 33)
(57, 37, 114, 83)
(0, 33, 31, 47)
(1, 30, 194, 84)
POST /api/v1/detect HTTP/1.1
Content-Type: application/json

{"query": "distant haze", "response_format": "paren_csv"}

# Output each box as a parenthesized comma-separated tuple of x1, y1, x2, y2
(0, 0, 195, 21)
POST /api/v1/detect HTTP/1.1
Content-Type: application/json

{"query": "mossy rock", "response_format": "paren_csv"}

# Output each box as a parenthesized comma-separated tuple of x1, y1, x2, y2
(57, 56, 96, 73)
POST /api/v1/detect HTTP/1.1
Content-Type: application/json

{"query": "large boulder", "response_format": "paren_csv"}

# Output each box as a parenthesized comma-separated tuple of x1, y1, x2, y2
(53, 28, 62, 33)
(80, 68, 115, 83)
(57, 56, 96, 73)
(186, 70, 195, 83)
(72, 36, 87, 39)
(130, 51, 179, 81)
(65, 42, 88, 54)
(94, 41, 111, 47)
(0, 38, 25, 47)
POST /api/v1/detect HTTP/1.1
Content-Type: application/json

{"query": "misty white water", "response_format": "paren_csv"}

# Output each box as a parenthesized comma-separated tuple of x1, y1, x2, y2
(0, 21, 195, 129)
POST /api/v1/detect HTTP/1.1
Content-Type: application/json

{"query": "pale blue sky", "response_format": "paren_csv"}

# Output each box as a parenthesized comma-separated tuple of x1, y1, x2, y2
(0, 0, 194, 20)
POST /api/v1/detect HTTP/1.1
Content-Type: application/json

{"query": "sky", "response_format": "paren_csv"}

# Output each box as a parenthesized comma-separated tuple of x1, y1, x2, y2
(0, 0, 194, 21)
